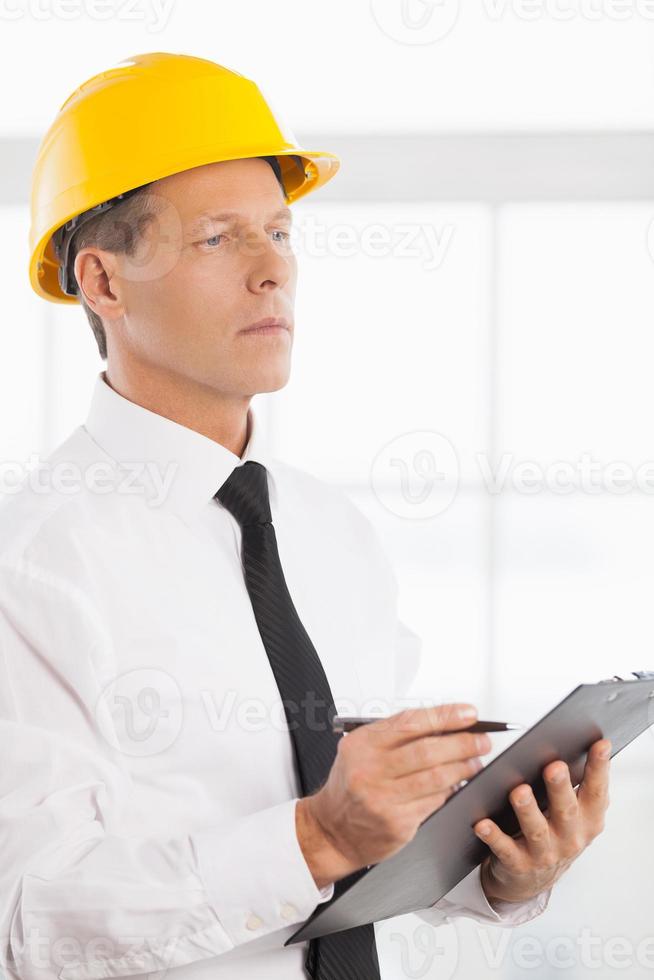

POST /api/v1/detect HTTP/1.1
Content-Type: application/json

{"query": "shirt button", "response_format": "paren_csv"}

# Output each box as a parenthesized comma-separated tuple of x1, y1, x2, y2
(245, 913, 263, 930)
(281, 903, 298, 921)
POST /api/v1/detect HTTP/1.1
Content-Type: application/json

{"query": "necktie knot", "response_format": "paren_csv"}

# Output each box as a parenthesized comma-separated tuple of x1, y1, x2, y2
(214, 460, 272, 527)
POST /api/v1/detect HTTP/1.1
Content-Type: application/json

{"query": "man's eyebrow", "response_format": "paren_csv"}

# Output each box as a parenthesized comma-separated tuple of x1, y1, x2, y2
(187, 206, 293, 228)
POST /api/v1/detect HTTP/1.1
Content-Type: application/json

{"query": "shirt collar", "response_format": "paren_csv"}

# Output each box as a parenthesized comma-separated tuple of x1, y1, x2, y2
(83, 371, 276, 524)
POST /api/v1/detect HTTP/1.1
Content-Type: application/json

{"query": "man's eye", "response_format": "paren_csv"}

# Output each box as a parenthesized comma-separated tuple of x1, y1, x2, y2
(198, 230, 289, 248)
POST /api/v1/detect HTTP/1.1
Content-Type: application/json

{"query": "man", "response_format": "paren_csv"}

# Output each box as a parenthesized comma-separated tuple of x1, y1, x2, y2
(1, 52, 610, 980)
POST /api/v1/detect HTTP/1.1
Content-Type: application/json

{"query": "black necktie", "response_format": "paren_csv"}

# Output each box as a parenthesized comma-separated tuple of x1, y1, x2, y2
(215, 460, 381, 980)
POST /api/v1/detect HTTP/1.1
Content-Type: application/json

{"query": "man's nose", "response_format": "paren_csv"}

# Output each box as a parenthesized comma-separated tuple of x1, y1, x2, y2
(245, 233, 292, 292)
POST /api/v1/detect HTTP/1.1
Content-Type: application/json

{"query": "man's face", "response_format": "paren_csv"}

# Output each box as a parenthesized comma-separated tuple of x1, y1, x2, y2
(108, 157, 297, 396)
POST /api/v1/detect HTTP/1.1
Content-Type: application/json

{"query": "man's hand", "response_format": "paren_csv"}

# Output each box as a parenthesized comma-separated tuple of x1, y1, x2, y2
(298, 703, 488, 887)
(474, 737, 611, 904)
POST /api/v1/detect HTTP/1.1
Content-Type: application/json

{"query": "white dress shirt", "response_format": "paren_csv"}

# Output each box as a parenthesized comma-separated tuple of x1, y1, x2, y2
(0, 372, 551, 980)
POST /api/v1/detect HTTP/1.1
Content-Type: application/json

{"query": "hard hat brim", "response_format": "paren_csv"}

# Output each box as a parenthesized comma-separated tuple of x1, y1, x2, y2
(30, 147, 340, 304)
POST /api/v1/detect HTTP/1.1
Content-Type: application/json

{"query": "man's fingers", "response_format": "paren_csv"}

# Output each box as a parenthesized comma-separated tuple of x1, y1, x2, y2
(473, 819, 524, 872)
(541, 761, 579, 838)
(507, 784, 552, 862)
(364, 703, 478, 748)
(389, 730, 490, 778)
(393, 756, 483, 801)
(576, 739, 611, 817)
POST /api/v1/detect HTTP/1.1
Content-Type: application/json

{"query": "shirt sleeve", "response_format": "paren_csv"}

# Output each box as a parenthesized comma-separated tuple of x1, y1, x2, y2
(413, 864, 553, 928)
(0, 561, 333, 980)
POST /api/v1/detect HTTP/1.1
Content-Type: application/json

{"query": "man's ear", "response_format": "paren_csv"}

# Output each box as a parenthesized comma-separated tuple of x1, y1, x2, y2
(74, 248, 124, 320)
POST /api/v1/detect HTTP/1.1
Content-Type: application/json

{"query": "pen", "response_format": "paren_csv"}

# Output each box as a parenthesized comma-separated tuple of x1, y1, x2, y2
(331, 717, 524, 734)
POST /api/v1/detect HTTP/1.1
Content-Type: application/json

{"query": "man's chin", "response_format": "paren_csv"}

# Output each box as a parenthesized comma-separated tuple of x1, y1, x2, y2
(248, 377, 291, 396)
(242, 365, 292, 396)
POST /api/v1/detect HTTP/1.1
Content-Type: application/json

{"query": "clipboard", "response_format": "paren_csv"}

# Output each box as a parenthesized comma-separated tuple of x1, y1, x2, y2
(286, 670, 654, 945)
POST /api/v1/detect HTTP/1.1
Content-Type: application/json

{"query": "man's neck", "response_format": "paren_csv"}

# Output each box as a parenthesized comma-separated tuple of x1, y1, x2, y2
(102, 364, 251, 458)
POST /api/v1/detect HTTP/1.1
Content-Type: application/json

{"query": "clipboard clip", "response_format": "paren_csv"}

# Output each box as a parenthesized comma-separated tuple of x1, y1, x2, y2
(598, 670, 654, 683)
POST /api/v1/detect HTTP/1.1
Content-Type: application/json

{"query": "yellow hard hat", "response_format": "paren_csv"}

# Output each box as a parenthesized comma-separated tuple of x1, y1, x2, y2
(28, 51, 341, 304)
